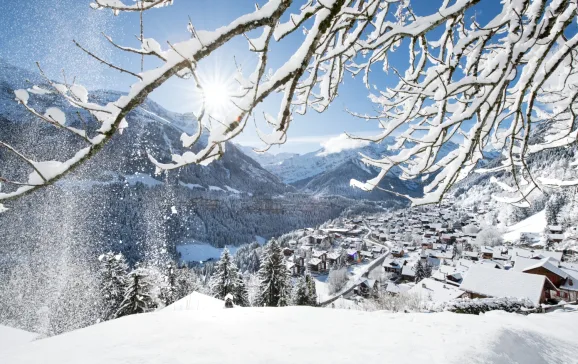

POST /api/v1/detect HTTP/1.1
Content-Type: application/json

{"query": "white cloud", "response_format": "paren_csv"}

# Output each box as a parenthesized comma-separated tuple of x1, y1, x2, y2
(318, 133, 370, 156)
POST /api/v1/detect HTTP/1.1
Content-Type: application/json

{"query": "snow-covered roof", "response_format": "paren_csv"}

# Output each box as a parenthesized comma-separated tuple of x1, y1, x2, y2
(402, 265, 416, 277)
(459, 265, 554, 306)
(312, 250, 327, 258)
(163, 291, 224, 312)
(308, 258, 322, 266)
(385, 283, 411, 294)
(408, 278, 465, 303)
(522, 259, 568, 279)
(512, 256, 542, 272)
(511, 248, 562, 263)
(326, 252, 341, 260)
(560, 268, 578, 292)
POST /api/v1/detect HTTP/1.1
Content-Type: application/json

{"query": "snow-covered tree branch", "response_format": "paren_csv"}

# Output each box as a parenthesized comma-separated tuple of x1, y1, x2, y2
(1, 0, 578, 212)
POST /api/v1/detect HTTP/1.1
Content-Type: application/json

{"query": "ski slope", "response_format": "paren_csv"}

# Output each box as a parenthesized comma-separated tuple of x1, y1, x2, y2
(2, 308, 577, 364)
(502, 210, 547, 242)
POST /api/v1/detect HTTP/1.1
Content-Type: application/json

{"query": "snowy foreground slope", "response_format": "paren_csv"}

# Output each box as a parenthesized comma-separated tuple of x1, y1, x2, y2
(0, 325, 38, 352)
(2, 308, 578, 364)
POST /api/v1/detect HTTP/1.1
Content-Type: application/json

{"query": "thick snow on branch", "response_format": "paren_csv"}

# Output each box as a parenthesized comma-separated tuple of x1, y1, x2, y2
(349, 0, 578, 205)
(3, 0, 578, 210)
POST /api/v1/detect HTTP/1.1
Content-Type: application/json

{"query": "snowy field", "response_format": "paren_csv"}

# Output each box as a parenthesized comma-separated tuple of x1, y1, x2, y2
(177, 237, 267, 262)
(0, 325, 38, 352)
(502, 210, 546, 242)
(176, 243, 241, 262)
(2, 308, 577, 364)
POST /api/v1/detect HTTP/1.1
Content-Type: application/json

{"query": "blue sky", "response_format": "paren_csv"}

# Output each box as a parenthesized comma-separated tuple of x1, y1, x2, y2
(0, 0, 501, 154)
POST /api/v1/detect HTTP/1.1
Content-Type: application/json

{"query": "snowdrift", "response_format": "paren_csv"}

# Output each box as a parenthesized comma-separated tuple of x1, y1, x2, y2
(2, 307, 578, 364)
(0, 325, 39, 352)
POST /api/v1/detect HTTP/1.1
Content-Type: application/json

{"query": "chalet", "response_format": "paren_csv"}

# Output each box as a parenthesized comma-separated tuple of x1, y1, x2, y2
(290, 255, 305, 275)
(391, 246, 405, 258)
(459, 265, 557, 306)
(282, 247, 294, 257)
(522, 258, 568, 288)
(327, 251, 344, 268)
(383, 258, 406, 274)
(308, 258, 324, 272)
(548, 225, 563, 234)
(311, 251, 328, 271)
(286, 261, 299, 276)
(559, 268, 578, 302)
(401, 265, 416, 281)
(312, 234, 331, 246)
(547, 234, 564, 244)
(480, 246, 493, 260)
(462, 251, 479, 261)
(346, 248, 360, 263)
(408, 278, 466, 304)
(354, 278, 378, 297)
(385, 283, 411, 295)
(360, 251, 374, 261)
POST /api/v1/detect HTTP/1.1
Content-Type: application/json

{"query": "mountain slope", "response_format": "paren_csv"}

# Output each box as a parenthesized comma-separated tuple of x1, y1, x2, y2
(2, 308, 577, 364)
(250, 139, 457, 200)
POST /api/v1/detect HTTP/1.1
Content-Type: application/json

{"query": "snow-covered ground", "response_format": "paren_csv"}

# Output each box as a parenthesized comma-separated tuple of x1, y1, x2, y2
(0, 325, 38, 352)
(177, 237, 267, 262)
(502, 210, 546, 242)
(3, 308, 577, 364)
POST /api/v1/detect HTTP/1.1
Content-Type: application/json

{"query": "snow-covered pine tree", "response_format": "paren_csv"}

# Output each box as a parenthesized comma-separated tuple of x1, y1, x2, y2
(209, 248, 250, 306)
(305, 273, 317, 306)
(423, 262, 433, 279)
(116, 267, 156, 318)
(256, 240, 291, 307)
(291, 276, 309, 306)
(414, 260, 425, 283)
(97, 252, 129, 321)
(233, 271, 250, 307)
(174, 266, 199, 301)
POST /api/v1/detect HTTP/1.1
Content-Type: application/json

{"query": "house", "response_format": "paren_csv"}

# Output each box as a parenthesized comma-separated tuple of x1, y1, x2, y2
(282, 247, 294, 257)
(385, 283, 411, 295)
(548, 234, 565, 244)
(354, 278, 378, 297)
(512, 248, 563, 263)
(480, 246, 493, 260)
(459, 265, 557, 306)
(312, 250, 328, 270)
(360, 251, 374, 260)
(286, 261, 299, 276)
(346, 248, 360, 263)
(383, 258, 405, 274)
(462, 251, 479, 261)
(401, 265, 416, 281)
(559, 268, 578, 302)
(522, 258, 569, 288)
(391, 246, 405, 258)
(327, 251, 344, 268)
(548, 225, 563, 234)
(408, 278, 466, 304)
(308, 258, 324, 272)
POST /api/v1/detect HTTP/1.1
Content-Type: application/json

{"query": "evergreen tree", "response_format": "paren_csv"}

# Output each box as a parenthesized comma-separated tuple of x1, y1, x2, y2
(256, 240, 291, 307)
(423, 262, 433, 278)
(306, 273, 317, 306)
(116, 267, 156, 318)
(414, 260, 426, 283)
(209, 248, 250, 306)
(291, 276, 309, 305)
(97, 252, 129, 321)
(173, 266, 199, 301)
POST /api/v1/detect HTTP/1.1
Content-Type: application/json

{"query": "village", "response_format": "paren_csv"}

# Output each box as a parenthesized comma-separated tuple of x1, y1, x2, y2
(275, 197, 578, 311)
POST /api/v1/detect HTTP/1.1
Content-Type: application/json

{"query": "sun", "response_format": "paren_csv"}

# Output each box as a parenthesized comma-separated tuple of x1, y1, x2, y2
(203, 82, 232, 112)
